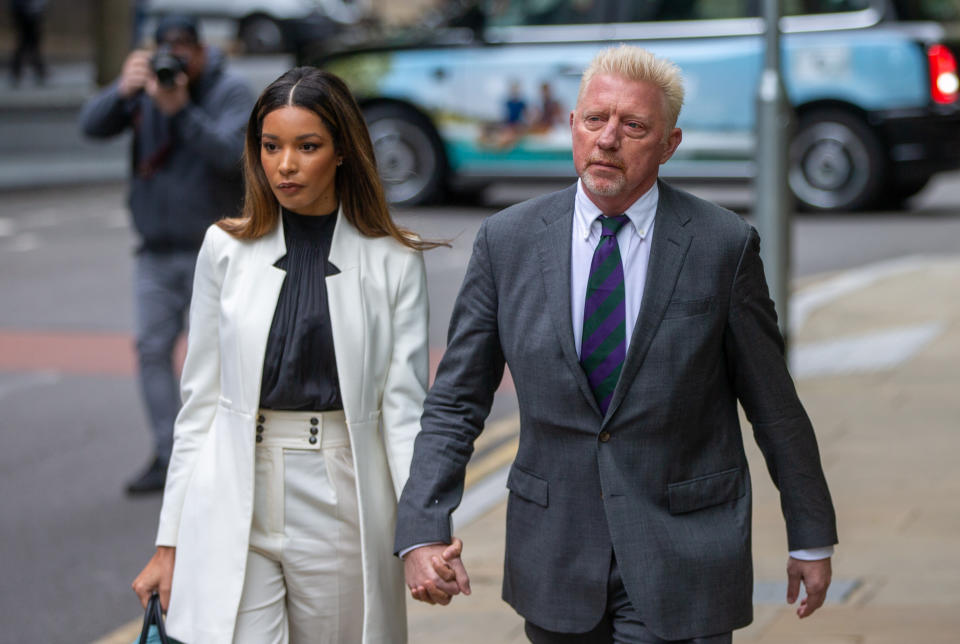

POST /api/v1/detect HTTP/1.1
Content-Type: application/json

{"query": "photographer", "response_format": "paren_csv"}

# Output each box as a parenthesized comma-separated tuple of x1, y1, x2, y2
(80, 15, 254, 495)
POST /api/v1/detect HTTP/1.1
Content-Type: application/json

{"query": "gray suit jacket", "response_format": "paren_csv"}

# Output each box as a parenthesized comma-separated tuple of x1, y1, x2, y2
(396, 181, 837, 639)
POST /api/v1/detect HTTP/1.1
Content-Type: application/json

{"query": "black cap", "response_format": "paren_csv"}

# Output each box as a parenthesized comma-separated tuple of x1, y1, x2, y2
(154, 14, 201, 45)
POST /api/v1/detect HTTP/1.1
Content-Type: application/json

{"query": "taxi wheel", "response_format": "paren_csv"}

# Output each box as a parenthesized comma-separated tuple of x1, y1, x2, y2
(789, 110, 886, 212)
(364, 105, 446, 206)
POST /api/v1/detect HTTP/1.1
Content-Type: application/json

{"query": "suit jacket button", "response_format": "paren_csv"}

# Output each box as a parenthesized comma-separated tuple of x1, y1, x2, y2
(258, 414, 265, 423)
(309, 435, 318, 445)
(599, 431, 611, 443)
(310, 417, 319, 425)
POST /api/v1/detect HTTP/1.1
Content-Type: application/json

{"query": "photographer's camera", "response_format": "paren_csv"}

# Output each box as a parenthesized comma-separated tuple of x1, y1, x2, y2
(151, 46, 186, 87)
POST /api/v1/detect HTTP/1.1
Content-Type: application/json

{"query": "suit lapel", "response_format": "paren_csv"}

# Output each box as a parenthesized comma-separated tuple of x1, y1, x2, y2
(536, 186, 603, 417)
(603, 181, 693, 426)
(325, 208, 365, 421)
(235, 215, 287, 412)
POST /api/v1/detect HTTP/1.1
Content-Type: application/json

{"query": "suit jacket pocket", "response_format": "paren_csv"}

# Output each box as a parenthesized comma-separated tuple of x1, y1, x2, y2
(507, 464, 548, 507)
(663, 296, 714, 320)
(667, 467, 744, 514)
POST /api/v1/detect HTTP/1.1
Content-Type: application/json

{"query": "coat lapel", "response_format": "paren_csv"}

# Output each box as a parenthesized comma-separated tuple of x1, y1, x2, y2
(235, 216, 287, 412)
(603, 181, 693, 426)
(325, 208, 365, 421)
(536, 186, 603, 417)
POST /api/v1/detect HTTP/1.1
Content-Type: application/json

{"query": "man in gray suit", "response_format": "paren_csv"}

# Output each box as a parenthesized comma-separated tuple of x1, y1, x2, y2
(397, 45, 837, 643)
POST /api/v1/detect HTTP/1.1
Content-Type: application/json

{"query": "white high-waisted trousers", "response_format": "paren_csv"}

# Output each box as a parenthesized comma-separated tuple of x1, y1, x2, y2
(233, 409, 363, 644)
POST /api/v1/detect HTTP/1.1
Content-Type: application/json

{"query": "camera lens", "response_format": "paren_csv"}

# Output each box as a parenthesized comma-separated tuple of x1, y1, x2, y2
(151, 46, 186, 88)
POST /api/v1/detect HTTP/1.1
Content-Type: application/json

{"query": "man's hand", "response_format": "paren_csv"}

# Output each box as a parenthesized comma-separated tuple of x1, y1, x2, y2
(118, 50, 152, 98)
(404, 538, 471, 605)
(786, 556, 831, 618)
(146, 72, 190, 116)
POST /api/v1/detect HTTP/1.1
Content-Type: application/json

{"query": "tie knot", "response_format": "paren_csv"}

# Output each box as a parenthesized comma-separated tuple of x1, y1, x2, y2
(599, 214, 630, 238)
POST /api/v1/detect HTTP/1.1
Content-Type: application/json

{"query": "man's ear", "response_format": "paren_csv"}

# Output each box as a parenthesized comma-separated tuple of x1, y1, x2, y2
(660, 128, 682, 164)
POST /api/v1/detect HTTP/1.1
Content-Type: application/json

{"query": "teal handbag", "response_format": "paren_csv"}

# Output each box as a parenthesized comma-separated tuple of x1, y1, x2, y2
(133, 592, 184, 644)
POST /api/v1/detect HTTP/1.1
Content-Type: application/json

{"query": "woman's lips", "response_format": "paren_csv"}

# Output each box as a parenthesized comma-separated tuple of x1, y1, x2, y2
(277, 182, 303, 193)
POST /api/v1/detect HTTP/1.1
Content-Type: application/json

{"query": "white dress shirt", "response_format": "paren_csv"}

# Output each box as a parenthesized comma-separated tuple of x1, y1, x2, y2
(571, 179, 657, 358)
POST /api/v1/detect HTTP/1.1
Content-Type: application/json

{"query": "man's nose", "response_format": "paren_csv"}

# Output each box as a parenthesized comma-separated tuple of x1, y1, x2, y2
(597, 119, 620, 150)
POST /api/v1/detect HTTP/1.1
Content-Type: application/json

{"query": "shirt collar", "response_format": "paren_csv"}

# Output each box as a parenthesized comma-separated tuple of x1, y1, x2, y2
(574, 179, 658, 241)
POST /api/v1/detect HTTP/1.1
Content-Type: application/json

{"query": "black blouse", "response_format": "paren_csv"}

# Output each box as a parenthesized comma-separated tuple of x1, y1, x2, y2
(258, 207, 343, 411)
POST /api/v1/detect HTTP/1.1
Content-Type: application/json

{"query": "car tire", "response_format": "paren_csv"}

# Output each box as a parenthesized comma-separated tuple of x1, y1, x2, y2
(364, 105, 446, 206)
(239, 14, 285, 54)
(789, 110, 886, 212)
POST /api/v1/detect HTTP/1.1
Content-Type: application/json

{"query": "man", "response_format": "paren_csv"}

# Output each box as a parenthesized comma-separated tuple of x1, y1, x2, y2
(9, 0, 47, 85)
(80, 15, 254, 494)
(397, 45, 837, 642)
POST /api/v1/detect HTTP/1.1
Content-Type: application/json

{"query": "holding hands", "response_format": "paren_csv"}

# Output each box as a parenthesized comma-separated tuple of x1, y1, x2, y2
(404, 537, 471, 605)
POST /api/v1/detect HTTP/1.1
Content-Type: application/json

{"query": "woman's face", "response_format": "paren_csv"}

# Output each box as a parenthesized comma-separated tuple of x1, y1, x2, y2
(260, 106, 342, 215)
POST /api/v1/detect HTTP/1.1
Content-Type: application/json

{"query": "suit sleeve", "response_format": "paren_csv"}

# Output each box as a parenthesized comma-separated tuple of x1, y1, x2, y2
(155, 227, 224, 546)
(394, 221, 506, 553)
(725, 226, 837, 551)
(380, 249, 430, 499)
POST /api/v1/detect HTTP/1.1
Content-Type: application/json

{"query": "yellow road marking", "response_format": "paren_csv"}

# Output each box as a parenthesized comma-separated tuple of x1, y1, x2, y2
(90, 618, 141, 644)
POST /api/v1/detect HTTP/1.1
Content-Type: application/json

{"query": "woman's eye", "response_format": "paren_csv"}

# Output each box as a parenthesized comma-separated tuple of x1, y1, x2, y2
(261, 142, 276, 151)
(301, 143, 318, 151)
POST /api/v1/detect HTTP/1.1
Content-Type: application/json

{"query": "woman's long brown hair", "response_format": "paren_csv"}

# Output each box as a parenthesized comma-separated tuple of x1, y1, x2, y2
(219, 67, 445, 251)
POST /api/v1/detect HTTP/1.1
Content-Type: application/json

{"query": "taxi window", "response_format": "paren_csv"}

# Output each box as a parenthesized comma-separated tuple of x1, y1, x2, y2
(614, 0, 756, 22)
(891, 0, 960, 20)
(484, 0, 610, 26)
(782, 0, 872, 15)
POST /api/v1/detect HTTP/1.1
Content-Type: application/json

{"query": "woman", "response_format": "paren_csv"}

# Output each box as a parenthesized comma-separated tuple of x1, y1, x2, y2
(131, 67, 450, 643)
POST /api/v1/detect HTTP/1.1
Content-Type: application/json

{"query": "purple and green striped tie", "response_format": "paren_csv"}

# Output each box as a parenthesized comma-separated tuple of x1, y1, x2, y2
(581, 214, 630, 414)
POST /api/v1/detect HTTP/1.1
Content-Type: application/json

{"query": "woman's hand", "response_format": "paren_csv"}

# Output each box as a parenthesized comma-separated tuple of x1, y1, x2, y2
(132, 546, 176, 611)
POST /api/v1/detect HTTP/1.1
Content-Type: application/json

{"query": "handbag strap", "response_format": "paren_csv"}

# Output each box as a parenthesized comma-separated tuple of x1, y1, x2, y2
(139, 592, 170, 644)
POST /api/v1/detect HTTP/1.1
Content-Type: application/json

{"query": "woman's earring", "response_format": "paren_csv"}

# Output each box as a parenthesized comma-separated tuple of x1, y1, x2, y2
(337, 158, 343, 167)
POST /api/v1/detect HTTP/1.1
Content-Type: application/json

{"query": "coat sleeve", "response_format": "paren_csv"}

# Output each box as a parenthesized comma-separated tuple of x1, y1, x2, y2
(725, 225, 838, 551)
(78, 82, 135, 138)
(155, 226, 224, 546)
(173, 78, 254, 175)
(394, 221, 506, 553)
(380, 248, 430, 499)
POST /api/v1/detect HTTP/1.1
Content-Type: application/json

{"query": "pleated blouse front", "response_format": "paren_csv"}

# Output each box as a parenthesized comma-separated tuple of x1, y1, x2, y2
(259, 207, 343, 411)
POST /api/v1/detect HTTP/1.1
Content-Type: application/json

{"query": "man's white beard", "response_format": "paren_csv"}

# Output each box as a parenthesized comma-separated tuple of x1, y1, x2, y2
(582, 169, 625, 197)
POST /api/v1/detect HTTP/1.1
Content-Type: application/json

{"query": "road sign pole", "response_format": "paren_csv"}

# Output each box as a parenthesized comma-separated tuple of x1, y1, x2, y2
(755, 0, 795, 348)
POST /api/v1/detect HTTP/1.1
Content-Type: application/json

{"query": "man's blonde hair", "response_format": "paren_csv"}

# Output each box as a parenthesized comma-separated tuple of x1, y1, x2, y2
(578, 45, 685, 131)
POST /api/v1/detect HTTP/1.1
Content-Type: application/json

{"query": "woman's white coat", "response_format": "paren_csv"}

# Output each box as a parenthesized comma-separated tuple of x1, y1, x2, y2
(155, 211, 428, 643)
